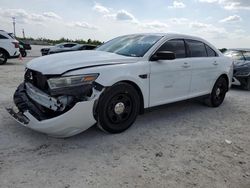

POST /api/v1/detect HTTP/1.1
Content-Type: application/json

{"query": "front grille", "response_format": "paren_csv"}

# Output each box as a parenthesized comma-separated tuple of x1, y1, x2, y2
(24, 69, 48, 91)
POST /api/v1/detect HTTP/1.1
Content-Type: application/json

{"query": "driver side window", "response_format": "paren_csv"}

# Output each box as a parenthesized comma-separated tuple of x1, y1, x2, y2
(158, 39, 186, 59)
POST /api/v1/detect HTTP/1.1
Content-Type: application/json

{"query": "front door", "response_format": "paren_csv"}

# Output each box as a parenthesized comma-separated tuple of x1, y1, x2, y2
(149, 39, 192, 107)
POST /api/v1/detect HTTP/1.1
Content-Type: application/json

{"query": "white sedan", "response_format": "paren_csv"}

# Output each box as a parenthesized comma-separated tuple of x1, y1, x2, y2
(7, 33, 233, 137)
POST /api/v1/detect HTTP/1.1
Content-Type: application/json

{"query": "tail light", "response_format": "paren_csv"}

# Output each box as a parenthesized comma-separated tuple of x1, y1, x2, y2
(12, 42, 19, 48)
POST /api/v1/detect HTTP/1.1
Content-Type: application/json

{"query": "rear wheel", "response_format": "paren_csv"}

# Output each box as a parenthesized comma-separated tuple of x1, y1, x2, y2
(21, 50, 27, 57)
(0, 50, 7, 65)
(204, 77, 228, 107)
(97, 82, 140, 133)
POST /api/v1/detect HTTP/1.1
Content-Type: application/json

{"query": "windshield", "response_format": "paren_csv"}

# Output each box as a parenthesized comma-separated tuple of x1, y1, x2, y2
(96, 34, 163, 57)
(8, 33, 15, 39)
(243, 51, 250, 61)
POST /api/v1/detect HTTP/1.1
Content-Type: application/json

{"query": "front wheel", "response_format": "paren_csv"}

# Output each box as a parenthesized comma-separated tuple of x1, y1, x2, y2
(0, 50, 7, 65)
(204, 77, 228, 107)
(97, 82, 140, 134)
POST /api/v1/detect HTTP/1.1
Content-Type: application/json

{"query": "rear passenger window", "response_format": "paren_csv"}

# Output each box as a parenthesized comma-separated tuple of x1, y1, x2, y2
(0, 34, 8, 39)
(158, 39, 186, 58)
(205, 44, 217, 57)
(186, 40, 207, 57)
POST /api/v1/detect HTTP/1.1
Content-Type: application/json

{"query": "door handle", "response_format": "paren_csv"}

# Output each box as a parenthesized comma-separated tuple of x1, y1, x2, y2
(182, 62, 191, 68)
(213, 61, 218, 66)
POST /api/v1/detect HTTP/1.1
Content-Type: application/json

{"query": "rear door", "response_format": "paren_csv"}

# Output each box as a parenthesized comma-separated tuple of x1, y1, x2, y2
(185, 40, 219, 95)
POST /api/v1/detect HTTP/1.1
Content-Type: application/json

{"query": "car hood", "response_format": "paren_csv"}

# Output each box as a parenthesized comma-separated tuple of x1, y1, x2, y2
(234, 61, 250, 68)
(27, 50, 139, 75)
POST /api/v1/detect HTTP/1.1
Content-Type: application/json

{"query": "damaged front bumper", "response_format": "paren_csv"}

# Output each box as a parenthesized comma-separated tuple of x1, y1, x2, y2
(6, 83, 99, 137)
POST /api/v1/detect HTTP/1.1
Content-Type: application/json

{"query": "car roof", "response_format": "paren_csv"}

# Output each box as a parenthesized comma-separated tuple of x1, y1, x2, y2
(59, 42, 78, 45)
(122, 33, 206, 40)
(0, 30, 8, 34)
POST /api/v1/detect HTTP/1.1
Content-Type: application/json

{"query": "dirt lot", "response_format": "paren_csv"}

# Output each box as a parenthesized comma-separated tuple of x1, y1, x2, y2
(0, 46, 250, 188)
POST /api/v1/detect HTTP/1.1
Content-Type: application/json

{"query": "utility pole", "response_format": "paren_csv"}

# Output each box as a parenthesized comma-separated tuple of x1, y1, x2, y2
(12, 17, 16, 37)
(22, 29, 25, 39)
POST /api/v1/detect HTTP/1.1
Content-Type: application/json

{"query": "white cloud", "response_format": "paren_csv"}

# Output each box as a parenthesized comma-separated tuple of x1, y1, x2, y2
(169, 18, 189, 24)
(68, 21, 98, 30)
(198, 0, 218, 3)
(30, 13, 46, 22)
(43, 12, 62, 20)
(140, 21, 168, 31)
(93, 3, 110, 14)
(115, 10, 137, 22)
(190, 21, 227, 38)
(0, 8, 62, 25)
(0, 8, 30, 23)
(93, 3, 138, 24)
(168, 0, 186, 8)
(219, 15, 242, 23)
(0, 7, 96, 32)
(92, 2, 169, 31)
(198, 0, 250, 10)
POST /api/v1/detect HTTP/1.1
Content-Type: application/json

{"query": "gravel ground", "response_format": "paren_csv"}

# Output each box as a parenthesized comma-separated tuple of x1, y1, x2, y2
(0, 46, 250, 188)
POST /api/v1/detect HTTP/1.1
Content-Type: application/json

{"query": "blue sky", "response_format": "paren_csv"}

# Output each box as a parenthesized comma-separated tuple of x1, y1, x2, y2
(0, 0, 250, 48)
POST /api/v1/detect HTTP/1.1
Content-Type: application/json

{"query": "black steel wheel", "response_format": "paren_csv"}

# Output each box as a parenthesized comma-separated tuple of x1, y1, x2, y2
(204, 77, 228, 107)
(97, 82, 140, 133)
(0, 50, 7, 65)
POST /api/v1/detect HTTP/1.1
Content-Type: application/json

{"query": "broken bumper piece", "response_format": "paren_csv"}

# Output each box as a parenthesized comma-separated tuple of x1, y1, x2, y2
(6, 100, 96, 137)
(6, 82, 97, 138)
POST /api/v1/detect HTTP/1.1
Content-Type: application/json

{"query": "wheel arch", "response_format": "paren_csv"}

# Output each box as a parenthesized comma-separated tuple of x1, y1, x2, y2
(0, 48, 10, 57)
(218, 74, 230, 91)
(118, 80, 145, 114)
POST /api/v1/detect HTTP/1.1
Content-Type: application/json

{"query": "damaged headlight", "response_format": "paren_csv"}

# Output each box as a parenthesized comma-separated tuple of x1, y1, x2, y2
(47, 74, 99, 90)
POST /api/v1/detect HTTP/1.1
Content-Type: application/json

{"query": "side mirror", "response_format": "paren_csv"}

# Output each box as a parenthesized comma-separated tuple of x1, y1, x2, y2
(151, 51, 176, 61)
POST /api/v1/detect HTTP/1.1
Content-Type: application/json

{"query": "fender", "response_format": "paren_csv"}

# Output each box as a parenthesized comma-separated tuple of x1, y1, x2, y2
(0, 47, 10, 57)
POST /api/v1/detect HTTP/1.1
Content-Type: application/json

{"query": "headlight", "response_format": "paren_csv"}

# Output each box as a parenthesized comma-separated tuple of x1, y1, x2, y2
(47, 74, 99, 90)
(235, 71, 250, 77)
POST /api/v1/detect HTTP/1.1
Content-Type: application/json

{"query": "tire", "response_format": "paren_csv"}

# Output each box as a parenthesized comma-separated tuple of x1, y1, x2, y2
(21, 50, 27, 57)
(204, 77, 228, 107)
(242, 77, 250, 91)
(0, 50, 8, 65)
(97, 82, 140, 133)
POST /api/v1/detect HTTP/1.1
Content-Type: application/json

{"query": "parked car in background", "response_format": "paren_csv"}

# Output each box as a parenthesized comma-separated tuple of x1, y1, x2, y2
(223, 49, 250, 90)
(7, 33, 233, 137)
(18, 40, 32, 57)
(48, 44, 96, 55)
(0, 30, 20, 65)
(41, 43, 78, 56)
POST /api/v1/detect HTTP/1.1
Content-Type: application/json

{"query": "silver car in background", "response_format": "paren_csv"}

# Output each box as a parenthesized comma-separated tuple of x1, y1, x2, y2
(224, 49, 250, 90)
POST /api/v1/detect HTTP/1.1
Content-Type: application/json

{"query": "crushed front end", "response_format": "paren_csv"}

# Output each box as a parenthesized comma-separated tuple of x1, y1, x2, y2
(6, 69, 103, 137)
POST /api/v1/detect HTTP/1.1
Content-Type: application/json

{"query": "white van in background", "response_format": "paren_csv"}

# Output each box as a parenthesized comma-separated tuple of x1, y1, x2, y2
(0, 30, 20, 65)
